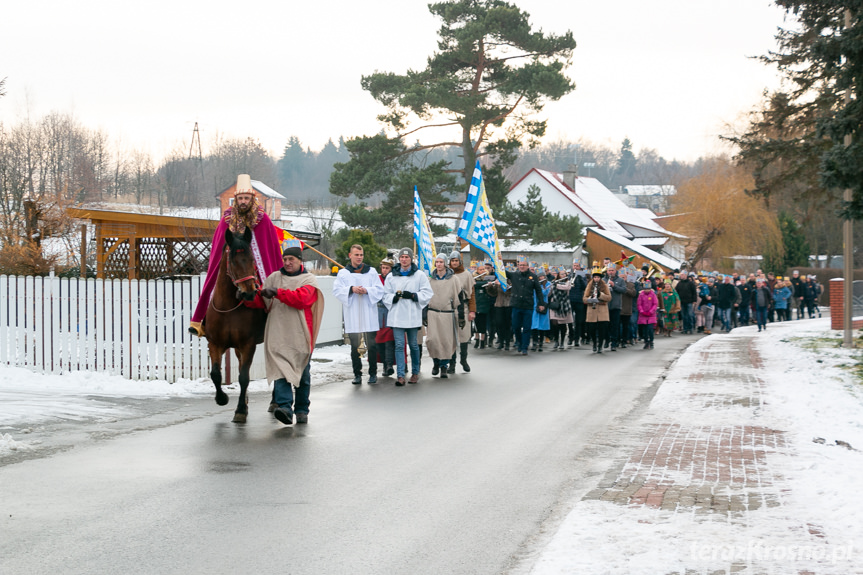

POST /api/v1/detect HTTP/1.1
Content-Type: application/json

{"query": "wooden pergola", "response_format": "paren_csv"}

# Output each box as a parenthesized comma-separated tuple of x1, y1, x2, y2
(67, 208, 218, 280)
(67, 208, 323, 280)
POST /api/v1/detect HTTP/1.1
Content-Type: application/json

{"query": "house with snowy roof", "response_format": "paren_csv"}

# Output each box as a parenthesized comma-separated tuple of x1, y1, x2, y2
(614, 184, 677, 214)
(216, 179, 286, 223)
(506, 166, 685, 272)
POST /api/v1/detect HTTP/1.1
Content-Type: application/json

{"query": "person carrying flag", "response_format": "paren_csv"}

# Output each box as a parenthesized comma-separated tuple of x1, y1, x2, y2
(447, 250, 476, 373)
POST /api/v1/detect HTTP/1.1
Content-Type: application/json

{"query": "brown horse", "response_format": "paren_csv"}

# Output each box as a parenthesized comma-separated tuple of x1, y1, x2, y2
(202, 227, 267, 423)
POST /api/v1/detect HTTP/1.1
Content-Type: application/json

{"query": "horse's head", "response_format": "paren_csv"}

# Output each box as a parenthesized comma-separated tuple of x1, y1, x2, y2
(224, 227, 258, 301)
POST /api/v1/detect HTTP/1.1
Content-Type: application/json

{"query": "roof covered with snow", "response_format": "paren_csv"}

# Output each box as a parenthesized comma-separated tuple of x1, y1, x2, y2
(251, 180, 286, 200)
(588, 227, 681, 270)
(623, 184, 677, 196)
(508, 169, 678, 240)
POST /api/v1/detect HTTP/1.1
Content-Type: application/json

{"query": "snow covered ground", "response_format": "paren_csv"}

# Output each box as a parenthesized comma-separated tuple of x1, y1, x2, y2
(0, 344, 354, 454)
(530, 318, 863, 574)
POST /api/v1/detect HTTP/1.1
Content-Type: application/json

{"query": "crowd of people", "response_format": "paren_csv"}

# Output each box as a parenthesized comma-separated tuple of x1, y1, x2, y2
(190, 175, 827, 427)
(335, 247, 828, 394)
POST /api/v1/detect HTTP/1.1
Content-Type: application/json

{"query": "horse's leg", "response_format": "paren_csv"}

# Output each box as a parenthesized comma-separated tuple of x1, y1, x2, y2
(209, 343, 229, 406)
(231, 343, 255, 423)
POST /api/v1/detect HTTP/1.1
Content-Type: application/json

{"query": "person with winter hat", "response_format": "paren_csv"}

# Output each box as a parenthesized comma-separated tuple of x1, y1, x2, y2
(583, 263, 611, 353)
(426, 254, 460, 378)
(637, 278, 659, 349)
(448, 250, 476, 373)
(254, 239, 324, 425)
(383, 248, 433, 385)
(375, 257, 396, 376)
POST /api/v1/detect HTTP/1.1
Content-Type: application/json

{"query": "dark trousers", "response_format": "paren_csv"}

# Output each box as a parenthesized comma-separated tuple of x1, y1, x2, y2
(608, 308, 621, 347)
(586, 320, 609, 349)
(571, 302, 586, 342)
(620, 314, 632, 343)
(378, 339, 395, 367)
(739, 304, 750, 325)
(640, 323, 655, 343)
(273, 362, 311, 414)
(511, 307, 533, 352)
(349, 331, 377, 376)
(475, 312, 489, 339)
(494, 306, 512, 344)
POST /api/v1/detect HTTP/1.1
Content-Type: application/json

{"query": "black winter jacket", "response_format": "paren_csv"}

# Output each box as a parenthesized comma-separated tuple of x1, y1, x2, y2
(508, 269, 545, 310)
(675, 278, 697, 305)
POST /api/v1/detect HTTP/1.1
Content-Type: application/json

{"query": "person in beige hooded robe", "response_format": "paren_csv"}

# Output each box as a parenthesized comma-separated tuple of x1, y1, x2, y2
(426, 254, 460, 378)
(257, 240, 324, 425)
(448, 250, 475, 374)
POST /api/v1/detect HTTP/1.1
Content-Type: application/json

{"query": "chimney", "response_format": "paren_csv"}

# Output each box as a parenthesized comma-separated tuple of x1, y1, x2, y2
(562, 163, 578, 190)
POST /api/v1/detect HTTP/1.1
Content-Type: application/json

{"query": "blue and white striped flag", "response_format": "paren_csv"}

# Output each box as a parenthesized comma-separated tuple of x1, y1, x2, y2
(413, 186, 437, 276)
(458, 161, 507, 289)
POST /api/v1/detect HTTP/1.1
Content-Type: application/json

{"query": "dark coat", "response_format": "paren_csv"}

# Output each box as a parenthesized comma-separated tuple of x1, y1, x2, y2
(508, 269, 545, 310)
(675, 278, 697, 305)
(716, 282, 737, 309)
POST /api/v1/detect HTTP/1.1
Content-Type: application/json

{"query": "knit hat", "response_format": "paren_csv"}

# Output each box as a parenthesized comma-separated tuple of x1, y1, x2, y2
(281, 238, 303, 260)
(397, 247, 414, 259)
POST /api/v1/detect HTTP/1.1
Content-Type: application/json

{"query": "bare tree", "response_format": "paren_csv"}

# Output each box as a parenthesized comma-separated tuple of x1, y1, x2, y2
(668, 157, 782, 270)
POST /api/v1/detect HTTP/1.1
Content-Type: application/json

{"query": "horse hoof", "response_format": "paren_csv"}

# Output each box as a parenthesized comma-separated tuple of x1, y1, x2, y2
(215, 392, 229, 406)
(268, 402, 277, 413)
(232, 413, 247, 424)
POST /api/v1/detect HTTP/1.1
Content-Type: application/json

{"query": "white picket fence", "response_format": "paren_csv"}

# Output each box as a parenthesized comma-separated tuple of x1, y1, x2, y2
(0, 274, 343, 383)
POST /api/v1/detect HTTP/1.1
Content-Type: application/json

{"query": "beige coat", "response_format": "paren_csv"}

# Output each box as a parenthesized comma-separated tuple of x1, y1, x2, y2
(451, 269, 475, 343)
(262, 270, 324, 384)
(583, 279, 611, 322)
(426, 272, 460, 360)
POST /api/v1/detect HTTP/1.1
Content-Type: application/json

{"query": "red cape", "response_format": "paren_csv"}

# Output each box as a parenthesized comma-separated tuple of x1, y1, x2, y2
(191, 211, 283, 323)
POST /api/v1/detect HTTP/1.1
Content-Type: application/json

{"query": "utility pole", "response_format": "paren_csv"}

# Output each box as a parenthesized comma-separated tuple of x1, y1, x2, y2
(189, 122, 205, 201)
(844, 9, 855, 348)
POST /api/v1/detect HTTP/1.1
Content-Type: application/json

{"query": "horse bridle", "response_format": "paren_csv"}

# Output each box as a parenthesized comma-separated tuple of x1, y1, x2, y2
(224, 245, 258, 289)
(209, 245, 258, 314)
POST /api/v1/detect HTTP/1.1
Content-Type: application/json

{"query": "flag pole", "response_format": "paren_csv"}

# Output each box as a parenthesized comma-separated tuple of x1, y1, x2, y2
(308, 244, 344, 269)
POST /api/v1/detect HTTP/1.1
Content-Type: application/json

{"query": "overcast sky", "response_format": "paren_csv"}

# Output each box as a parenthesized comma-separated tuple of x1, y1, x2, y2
(1, 0, 789, 163)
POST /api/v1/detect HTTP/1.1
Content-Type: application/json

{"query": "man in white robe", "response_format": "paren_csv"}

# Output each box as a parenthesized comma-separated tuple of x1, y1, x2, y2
(333, 244, 384, 384)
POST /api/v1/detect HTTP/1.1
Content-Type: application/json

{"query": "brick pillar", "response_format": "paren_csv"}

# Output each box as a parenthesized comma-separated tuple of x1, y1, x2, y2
(830, 278, 844, 330)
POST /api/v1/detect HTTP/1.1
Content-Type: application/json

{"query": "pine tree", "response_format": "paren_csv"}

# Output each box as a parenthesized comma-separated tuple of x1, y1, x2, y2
(497, 184, 583, 248)
(730, 2, 863, 219)
(330, 0, 576, 238)
(616, 138, 637, 180)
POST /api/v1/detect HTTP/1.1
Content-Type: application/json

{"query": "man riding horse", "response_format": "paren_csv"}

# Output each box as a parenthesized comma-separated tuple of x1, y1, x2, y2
(189, 174, 283, 337)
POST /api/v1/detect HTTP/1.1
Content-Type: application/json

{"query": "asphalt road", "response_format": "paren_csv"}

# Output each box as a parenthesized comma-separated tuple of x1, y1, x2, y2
(0, 338, 694, 575)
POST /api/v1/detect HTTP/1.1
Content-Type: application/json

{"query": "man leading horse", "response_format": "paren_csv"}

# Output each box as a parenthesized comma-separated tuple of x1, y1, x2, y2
(189, 174, 283, 337)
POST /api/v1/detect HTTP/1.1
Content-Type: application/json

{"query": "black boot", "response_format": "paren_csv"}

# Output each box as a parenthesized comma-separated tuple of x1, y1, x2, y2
(474, 338, 480, 349)
(432, 358, 440, 376)
(480, 339, 486, 349)
(447, 352, 456, 374)
(460, 343, 471, 372)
